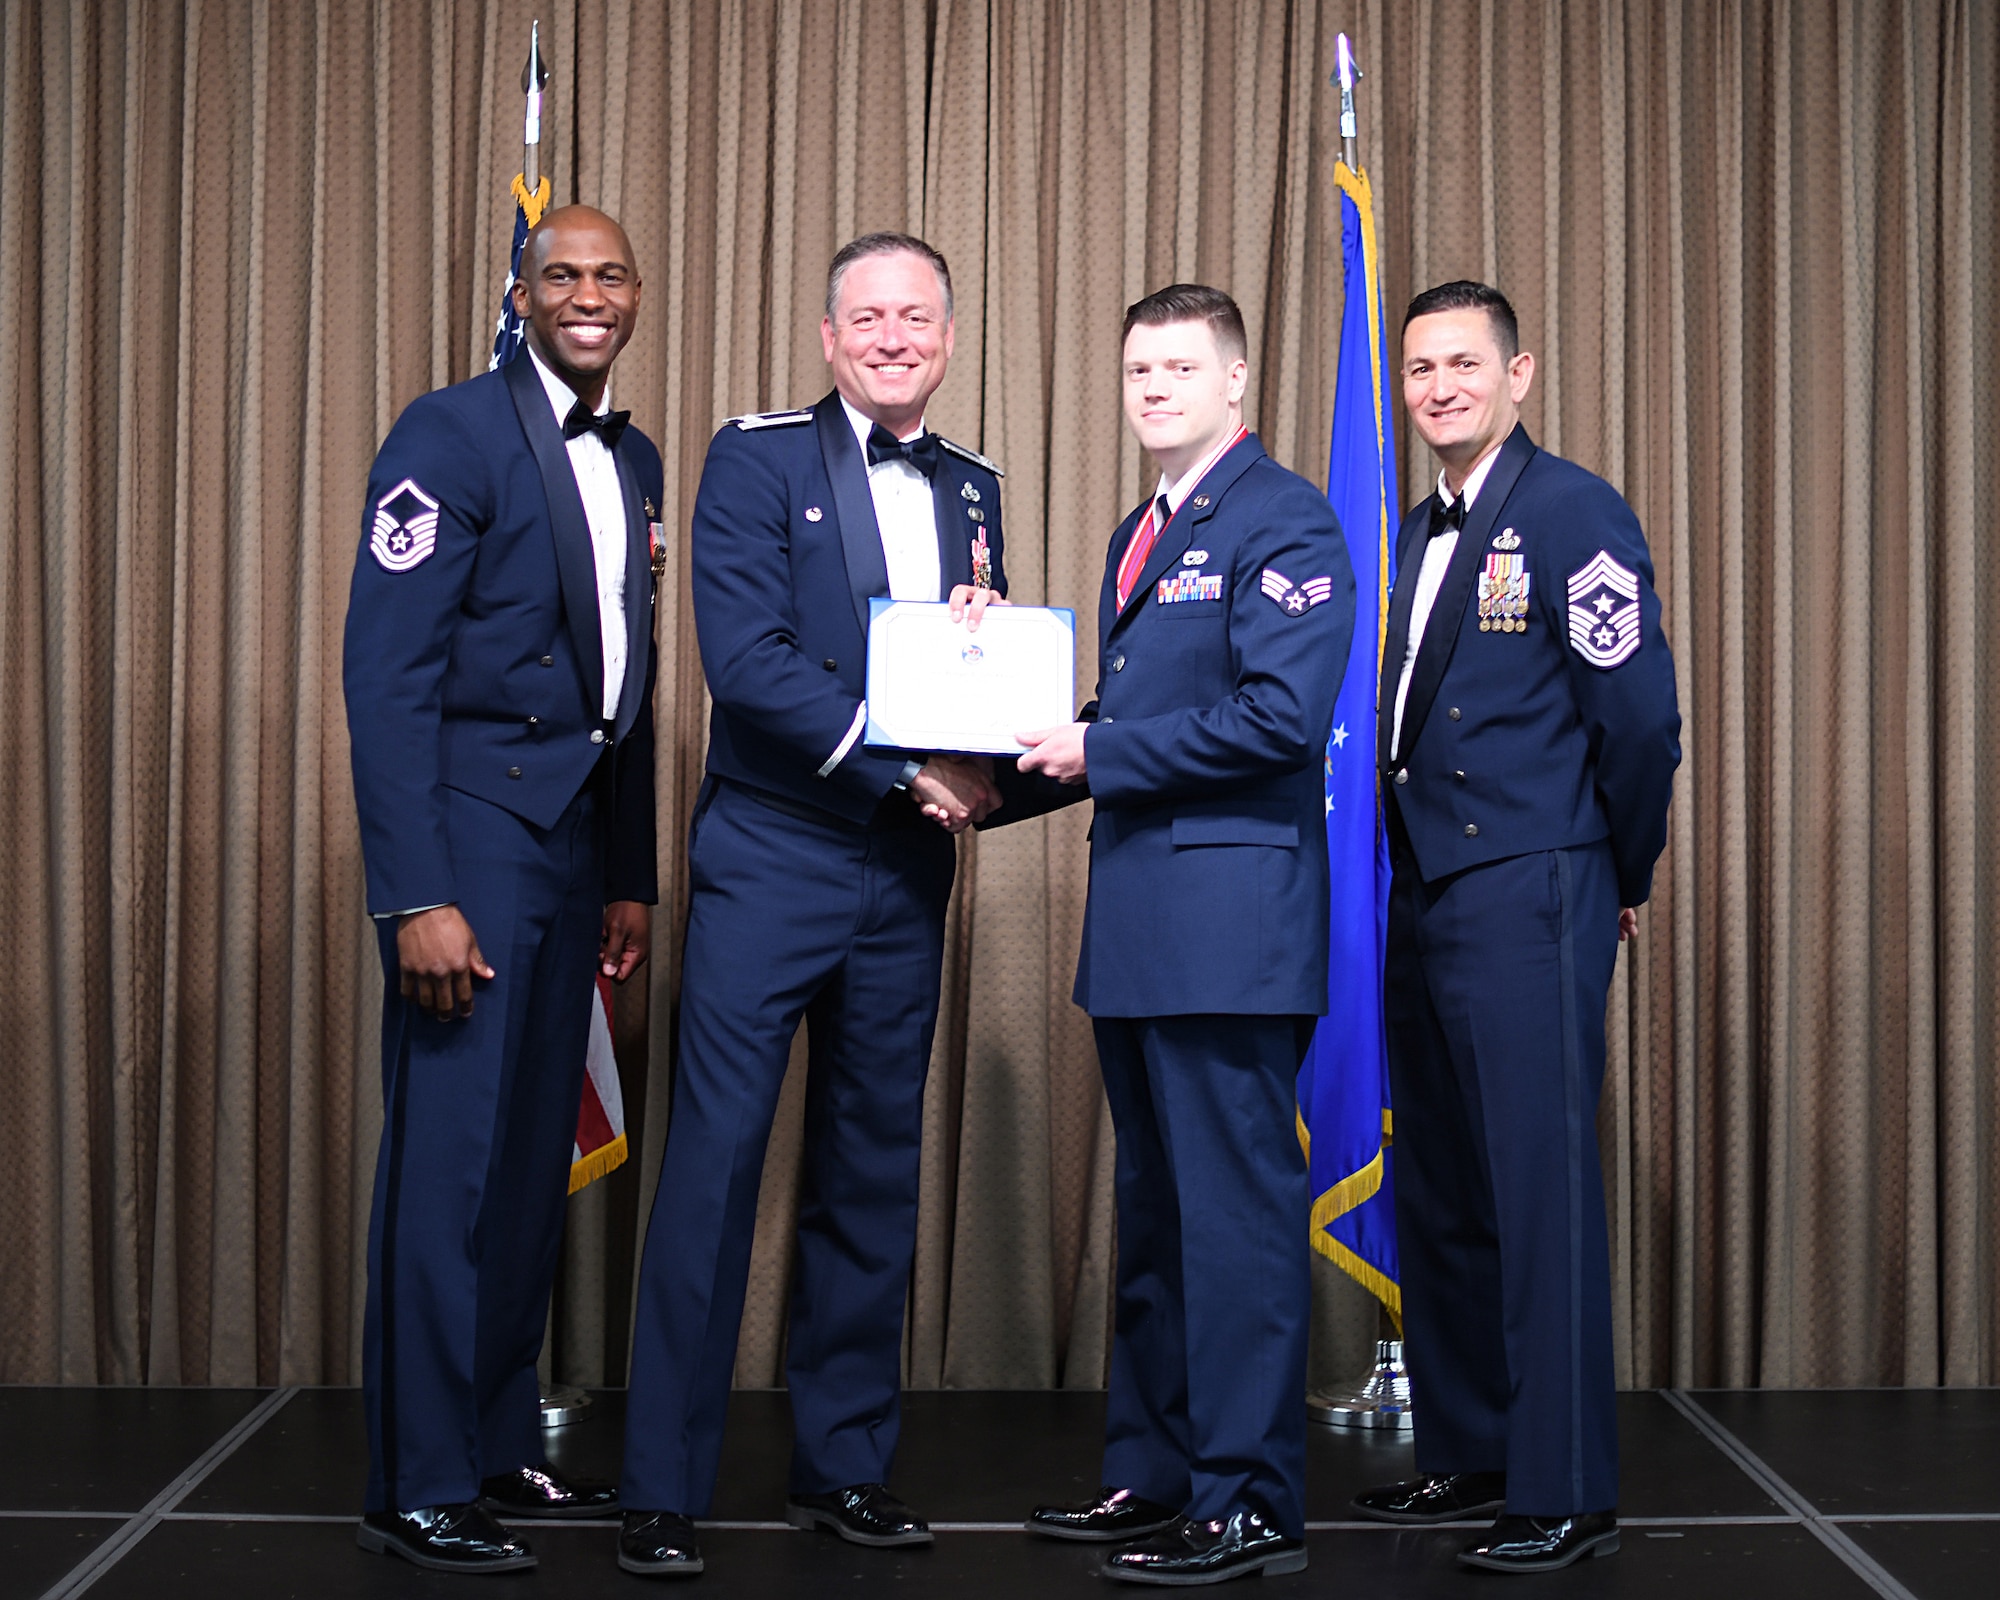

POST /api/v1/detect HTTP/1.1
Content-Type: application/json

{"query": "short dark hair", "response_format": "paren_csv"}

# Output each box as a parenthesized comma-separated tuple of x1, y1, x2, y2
(1402, 280, 1519, 359)
(1122, 283, 1248, 364)
(825, 231, 953, 322)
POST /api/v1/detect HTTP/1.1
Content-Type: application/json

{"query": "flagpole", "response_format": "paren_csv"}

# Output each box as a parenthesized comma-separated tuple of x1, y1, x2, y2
(522, 20, 549, 200)
(1336, 32, 1359, 173)
(512, 16, 594, 1434)
(1305, 32, 1414, 1433)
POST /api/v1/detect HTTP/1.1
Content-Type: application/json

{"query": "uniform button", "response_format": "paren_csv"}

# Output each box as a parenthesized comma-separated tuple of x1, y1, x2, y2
(507, 766, 522, 779)
(526, 715, 539, 727)
(1101, 716, 1114, 724)
(1453, 769, 1465, 781)
(540, 655, 554, 667)
(1464, 823, 1479, 838)
(823, 658, 837, 671)
(1113, 654, 1126, 672)
(1447, 706, 1461, 720)
(1393, 769, 1408, 785)
(590, 729, 606, 745)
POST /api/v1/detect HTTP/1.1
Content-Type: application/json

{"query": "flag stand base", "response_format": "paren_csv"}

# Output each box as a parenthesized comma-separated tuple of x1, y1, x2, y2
(1307, 1339, 1413, 1430)
(540, 1384, 593, 1428)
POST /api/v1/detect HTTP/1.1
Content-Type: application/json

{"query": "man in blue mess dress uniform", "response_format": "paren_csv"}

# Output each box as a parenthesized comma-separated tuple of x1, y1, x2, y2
(1348, 281, 1681, 1573)
(1014, 284, 1355, 1587)
(616, 233, 1007, 1579)
(342, 206, 660, 1575)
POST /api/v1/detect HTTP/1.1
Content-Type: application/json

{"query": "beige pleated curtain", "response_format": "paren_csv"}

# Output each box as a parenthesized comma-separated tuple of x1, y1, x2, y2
(2, 0, 1994, 1393)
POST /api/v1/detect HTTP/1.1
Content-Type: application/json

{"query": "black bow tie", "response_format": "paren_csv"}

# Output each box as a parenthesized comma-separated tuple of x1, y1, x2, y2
(564, 400, 630, 449)
(866, 423, 941, 478)
(1429, 493, 1468, 537)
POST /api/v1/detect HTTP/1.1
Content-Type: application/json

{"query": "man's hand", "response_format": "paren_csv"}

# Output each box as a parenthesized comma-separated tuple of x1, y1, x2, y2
(1618, 908, 1639, 942)
(602, 900, 652, 982)
(946, 583, 1008, 631)
(397, 905, 494, 1022)
(911, 753, 1001, 833)
(1016, 722, 1089, 784)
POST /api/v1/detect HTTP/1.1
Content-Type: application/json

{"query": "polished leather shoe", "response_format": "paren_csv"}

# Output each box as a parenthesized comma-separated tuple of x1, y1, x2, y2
(785, 1482, 933, 1547)
(1028, 1486, 1183, 1543)
(1349, 1471, 1507, 1525)
(1457, 1512, 1620, 1572)
(1102, 1509, 1306, 1585)
(356, 1504, 536, 1572)
(480, 1463, 618, 1519)
(618, 1511, 705, 1577)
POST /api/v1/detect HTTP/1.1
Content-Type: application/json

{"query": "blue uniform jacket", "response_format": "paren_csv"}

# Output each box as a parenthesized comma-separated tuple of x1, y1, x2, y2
(689, 391, 1005, 822)
(343, 356, 662, 915)
(1073, 436, 1356, 1018)
(1380, 424, 1681, 906)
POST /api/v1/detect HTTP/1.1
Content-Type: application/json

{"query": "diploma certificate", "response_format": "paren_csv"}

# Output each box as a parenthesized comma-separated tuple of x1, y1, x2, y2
(864, 599, 1077, 755)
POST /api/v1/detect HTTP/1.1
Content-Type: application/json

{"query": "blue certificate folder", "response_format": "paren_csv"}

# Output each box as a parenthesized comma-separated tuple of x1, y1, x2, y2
(863, 597, 1077, 755)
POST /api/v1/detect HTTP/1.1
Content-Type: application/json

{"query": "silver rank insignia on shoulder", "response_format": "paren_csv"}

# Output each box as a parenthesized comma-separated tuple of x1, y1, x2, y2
(371, 478, 441, 572)
(1492, 526, 1521, 550)
(960, 481, 981, 502)
(729, 407, 814, 430)
(1260, 568, 1334, 615)
(937, 437, 1004, 477)
(1182, 549, 1209, 566)
(805, 506, 824, 522)
(1478, 553, 1530, 632)
(1567, 550, 1642, 667)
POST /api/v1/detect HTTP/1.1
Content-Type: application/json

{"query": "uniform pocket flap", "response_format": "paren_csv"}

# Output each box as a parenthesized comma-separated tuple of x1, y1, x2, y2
(1170, 808, 1298, 848)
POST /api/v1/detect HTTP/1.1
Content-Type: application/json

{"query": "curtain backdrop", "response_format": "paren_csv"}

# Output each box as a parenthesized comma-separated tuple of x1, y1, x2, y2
(2, 0, 1994, 1392)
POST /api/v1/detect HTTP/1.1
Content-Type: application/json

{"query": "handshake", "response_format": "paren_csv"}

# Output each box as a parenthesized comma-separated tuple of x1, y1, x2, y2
(909, 754, 1001, 833)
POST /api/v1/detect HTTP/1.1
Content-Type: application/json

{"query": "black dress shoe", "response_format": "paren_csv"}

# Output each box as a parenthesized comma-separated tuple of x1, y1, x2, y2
(1349, 1471, 1507, 1525)
(1027, 1485, 1183, 1543)
(618, 1511, 705, 1577)
(785, 1483, 933, 1547)
(1102, 1510, 1306, 1585)
(356, 1503, 536, 1572)
(1457, 1512, 1620, 1572)
(480, 1463, 619, 1519)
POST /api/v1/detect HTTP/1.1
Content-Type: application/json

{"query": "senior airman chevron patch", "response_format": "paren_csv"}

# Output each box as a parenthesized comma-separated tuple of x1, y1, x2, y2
(1260, 568, 1336, 616)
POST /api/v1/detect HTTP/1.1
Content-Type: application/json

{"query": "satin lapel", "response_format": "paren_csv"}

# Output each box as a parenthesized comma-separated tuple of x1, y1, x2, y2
(932, 460, 974, 594)
(610, 446, 653, 742)
(1377, 504, 1431, 770)
(814, 393, 890, 631)
(504, 356, 604, 718)
(1111, 434, 1265, 633)
(1397, 426, 1538, 760)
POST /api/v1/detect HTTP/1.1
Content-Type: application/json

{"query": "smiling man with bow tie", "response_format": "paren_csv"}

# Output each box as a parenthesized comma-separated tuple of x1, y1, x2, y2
(343, 206, 660, 1574)
(616, 232, 1006, 1579)
(1349, 281, 1681, 1574)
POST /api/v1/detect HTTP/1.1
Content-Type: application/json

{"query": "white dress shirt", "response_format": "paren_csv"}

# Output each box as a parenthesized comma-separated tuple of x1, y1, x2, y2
(1389, 443, 1505, 759)
(842, 395, 941, 602)
(530, 348, 628, 721)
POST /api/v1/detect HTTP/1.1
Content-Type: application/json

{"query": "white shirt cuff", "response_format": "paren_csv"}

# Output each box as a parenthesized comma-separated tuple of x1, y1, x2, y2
(818, 703, 868, 778)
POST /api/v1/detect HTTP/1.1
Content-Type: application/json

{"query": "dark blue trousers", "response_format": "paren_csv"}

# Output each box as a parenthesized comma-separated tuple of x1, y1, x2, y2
(362, 783, 604, 1512)
(1094, 1013, 1315, 1538)
(1384, 834, 1621, 1517)
(620, 780, 955, 1516)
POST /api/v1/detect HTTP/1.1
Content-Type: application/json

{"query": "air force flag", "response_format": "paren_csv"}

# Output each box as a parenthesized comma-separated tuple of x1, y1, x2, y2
(1294, 160, 1401, 1323)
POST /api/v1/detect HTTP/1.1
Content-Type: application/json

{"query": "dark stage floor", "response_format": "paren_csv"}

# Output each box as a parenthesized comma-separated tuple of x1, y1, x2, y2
(4, 1385, 1992, 1598)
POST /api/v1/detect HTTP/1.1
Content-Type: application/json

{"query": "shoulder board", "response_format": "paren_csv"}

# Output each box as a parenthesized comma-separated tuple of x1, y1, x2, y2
(728, 408, 815, 431)
(937, 437, 1004, 478)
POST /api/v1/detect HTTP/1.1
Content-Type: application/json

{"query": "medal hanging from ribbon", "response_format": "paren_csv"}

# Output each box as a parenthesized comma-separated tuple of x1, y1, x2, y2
(1478, 553, 1529, 632)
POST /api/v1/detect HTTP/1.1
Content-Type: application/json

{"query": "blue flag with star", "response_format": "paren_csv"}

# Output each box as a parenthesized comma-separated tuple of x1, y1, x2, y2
(1295, 161, 1401, 1323)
